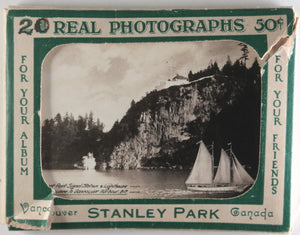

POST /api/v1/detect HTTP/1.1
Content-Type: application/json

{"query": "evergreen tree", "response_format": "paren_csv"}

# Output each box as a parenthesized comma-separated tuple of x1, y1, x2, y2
(130, 99, 136, 107)
(77, 115, 86, 132)
(96, 118, 104, 132)
(221, 56, 233, 75)
(88, 111, 95, 130)
(188, 70, 193, 81)
(212, 61, 220, 74)
(238, 43, 249, 65)
(54, 113, 62, 126)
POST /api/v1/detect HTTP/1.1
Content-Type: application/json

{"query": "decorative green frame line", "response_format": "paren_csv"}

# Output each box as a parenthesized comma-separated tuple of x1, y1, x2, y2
(33, 35, 267, 206)
(6, 8, 15, 220)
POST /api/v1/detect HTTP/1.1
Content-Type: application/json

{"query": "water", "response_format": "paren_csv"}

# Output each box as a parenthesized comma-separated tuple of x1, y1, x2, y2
(43, 169, 242, 199)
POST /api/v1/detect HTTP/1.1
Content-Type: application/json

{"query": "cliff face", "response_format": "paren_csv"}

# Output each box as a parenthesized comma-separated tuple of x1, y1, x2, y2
(106, 74, 255, 170)
(41, 58, 261, 172)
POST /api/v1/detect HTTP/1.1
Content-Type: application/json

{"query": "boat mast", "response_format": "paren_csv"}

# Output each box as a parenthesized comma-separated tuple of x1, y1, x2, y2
(212, 141, 214, 179)
(229, 143, 233, 184)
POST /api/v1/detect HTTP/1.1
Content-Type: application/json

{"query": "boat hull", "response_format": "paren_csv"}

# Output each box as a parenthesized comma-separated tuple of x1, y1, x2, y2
(186, 184, 249, 193)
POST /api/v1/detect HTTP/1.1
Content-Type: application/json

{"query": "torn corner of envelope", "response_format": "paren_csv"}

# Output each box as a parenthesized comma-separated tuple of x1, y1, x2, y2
(261, 17, 299, 65)
(6, 193, 54, 230)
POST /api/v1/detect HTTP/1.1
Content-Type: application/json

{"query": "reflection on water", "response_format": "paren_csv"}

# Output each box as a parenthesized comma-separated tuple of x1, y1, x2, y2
(43, 169, 241, 199)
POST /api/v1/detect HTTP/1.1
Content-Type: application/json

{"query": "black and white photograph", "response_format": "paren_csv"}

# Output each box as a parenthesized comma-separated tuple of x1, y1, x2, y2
(41, 40, 262, 199)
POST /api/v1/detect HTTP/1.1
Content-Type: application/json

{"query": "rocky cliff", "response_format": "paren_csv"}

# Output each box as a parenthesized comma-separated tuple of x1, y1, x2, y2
(101, 70, 260, 174)
(41, 58, 261, 174)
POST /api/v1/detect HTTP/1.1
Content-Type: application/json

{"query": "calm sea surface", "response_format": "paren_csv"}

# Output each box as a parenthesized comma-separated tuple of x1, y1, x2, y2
(43, 169, 241, 199)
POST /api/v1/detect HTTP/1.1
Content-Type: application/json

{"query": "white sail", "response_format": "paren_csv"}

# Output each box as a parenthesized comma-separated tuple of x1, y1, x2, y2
(232, 159, 244, 184)
(232, 155, 254, 184)
(185, 141, 213, 185)
(185, 142, 254, 192)
(213, 149, 231, 184)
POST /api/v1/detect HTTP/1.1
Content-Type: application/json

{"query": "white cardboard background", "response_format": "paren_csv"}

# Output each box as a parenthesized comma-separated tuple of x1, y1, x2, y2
(0, 0, 299, 234)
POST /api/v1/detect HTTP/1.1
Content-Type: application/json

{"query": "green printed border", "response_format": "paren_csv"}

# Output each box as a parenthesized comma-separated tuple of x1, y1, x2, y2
(5, 8, 295, 231)
(33, 35, 267, 206)
(282, 36, 296, 232)
(51, 221, 290, 232)
(6, 9, 15, 219)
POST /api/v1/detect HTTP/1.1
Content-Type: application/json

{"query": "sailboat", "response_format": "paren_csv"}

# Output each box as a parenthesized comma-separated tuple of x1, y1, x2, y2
(185, 141, 254, 193)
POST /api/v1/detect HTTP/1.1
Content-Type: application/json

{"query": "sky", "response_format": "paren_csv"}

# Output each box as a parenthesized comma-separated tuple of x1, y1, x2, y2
(42, 40, 258, 131)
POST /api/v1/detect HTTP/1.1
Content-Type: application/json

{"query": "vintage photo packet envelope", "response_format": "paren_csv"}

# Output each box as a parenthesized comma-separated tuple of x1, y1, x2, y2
(0, 7, 298, 232)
